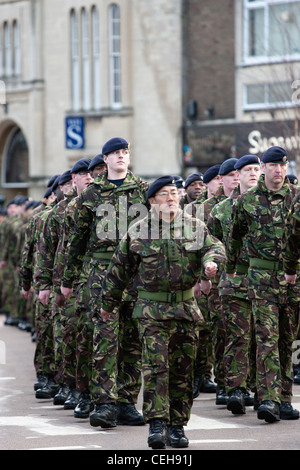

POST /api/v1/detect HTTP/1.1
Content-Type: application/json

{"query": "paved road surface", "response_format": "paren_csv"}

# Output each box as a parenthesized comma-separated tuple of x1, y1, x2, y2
(1, 313, 300, 455)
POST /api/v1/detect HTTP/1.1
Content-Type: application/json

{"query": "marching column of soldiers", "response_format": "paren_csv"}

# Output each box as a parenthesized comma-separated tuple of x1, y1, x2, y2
(1, 138, 300, 448)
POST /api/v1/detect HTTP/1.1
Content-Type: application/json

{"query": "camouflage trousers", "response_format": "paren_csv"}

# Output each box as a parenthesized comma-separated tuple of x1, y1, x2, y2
(53, 294, 77, 388)
(1, 264, 18, 318)
(252, 299, 299, 404)
(138, 318, 199, 425)
(34, 297, 55, 378)
(91, 298, 142, 405)
(208, 287, 226, 389)
(222, 295, 256, 395)
(194, 295, 214, 379)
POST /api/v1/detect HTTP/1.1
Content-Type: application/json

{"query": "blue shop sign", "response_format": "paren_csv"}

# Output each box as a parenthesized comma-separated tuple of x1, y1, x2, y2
(65, 117, 85, 149)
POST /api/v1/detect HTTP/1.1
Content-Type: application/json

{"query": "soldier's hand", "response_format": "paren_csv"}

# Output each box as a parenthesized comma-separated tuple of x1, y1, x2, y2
(20, 288, 32, 300)
(55, 293, 66, 308)
(61, 286, 73, 299)
(38, 290, 51, 305)
(100, 309, 111, 322)
(285, 273, 297, 285)
(193, 283, 201, 299)
(204, 261, 218, 278)
(200, 279, 212, 295)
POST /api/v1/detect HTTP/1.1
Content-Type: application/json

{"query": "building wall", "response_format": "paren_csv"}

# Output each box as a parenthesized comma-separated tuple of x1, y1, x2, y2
(0, 0, 183, 203)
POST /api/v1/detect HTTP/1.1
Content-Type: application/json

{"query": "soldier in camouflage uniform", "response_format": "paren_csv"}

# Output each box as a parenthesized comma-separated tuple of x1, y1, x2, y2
(61, 137, 148, 428)
(226, 146, 300, 423)
(180, 172, 205, 209)
(99, 175, 226, 449)
(192, 164, 222, 397)
(34, 169, 80, 405)
(19, 182, 57, 391)
(208, 155, 261, 414)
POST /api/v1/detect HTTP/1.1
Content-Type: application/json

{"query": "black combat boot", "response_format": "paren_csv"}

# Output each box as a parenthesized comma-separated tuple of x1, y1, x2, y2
(148, 419, 166, 449)
(257, 400, 280, 423)
(74, 393, 94, 419)
(166, 425, 189, 448)
(117, 403, 145, 425)
(53, 385, 70, 405)
(280, 402, 299, 420)
(90, 403, 118, 428)
(193, 376, 203, 399)
(227, 389, 246, 415)
(35, 378, 59, 399)
(34, 374, 47, 391)
(63, 388, 81, 409)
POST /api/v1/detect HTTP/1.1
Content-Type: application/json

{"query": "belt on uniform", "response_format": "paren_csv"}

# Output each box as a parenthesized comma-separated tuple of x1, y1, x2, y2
(138, 288, 194, 303)
(236, 264, 248, 274)
(84, 252, 114, 263)
(249, 258, 280, 271)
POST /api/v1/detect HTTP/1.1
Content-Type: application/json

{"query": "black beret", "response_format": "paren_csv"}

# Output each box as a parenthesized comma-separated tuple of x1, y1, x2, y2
(0, 208, 7, 215)
(102, 137, 129, 155)
(47, 174, 60, 188)
(234, 155, 260, 170)
(183, 172, 203, 188)
(88, 153, 106, 171)
(43, 187, 53, 198)
(25, 200, 36, 211)
(71, 158, 92, 174)
(14, 195, 29, 206)
(51, 175, 61, 191)
(203, 164, 221, 183)
(147, 176, 177, 199)
(219, 158, 238, 176)
(58, 170, 72, 185)
(262, 146, 288, 164)
(287, 174, 298, 185)
(6, 200, 17, 208)
(172, 175, 184, 189)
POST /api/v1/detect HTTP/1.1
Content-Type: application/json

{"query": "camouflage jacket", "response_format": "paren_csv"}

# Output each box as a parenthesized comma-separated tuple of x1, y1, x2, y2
(34, 188, 77, 291)
(283, 192, 300, 274)
(226, 174, 299, 301)
(100, 208, 226, 321)
(62, 170, 149, 288)
(19, 202, 54, 290)
(208, 185, 248, 298)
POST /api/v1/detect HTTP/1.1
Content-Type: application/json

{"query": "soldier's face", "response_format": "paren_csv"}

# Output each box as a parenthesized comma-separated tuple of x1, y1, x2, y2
(149, 185, 179, 219)
(91, 165, 107, 178)
(262, 162, 288, 189)
(221, 170, 240, 192)
(238, 164, 261, 190)
(60, 180, 74, 195)
(104, 148, 130, 174)
(206, 175, 222, 195)
(74, 172, 93, 194)
(186, 180, 205, 201)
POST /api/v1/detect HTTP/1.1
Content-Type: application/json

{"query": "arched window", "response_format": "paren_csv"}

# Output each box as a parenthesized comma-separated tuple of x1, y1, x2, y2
(13, 20, 21, 76)
(92, 5, 100, 110)
(2, 127, 29, 187)
(71, 9, 80, 111)
(109, 4, 121, 108)
(81, 8, 90, 111)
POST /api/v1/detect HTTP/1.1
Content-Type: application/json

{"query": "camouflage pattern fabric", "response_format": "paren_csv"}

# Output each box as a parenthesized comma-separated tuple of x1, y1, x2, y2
(100, 208, 226, 422)
(226, 174, 300, 404)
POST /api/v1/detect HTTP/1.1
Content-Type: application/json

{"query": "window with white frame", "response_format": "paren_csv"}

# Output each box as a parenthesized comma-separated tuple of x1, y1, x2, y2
(244, 80, 294, 109)
(109, 3, 122, 108)
(244, 0, 300, 62)
(81, 8, 91, 111)
(71, 9, 80, 111)
(4, 22, 12, 77)
(92, 5, 101, 110)
(13, 20, 20, 76)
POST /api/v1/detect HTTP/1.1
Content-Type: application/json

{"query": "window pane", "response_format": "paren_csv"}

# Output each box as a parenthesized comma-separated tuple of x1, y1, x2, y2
(248, 8, 265, 56)
(269, 3, 300, 56)
(269, 82, 292, 103)
(247, 84, 265, 104)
